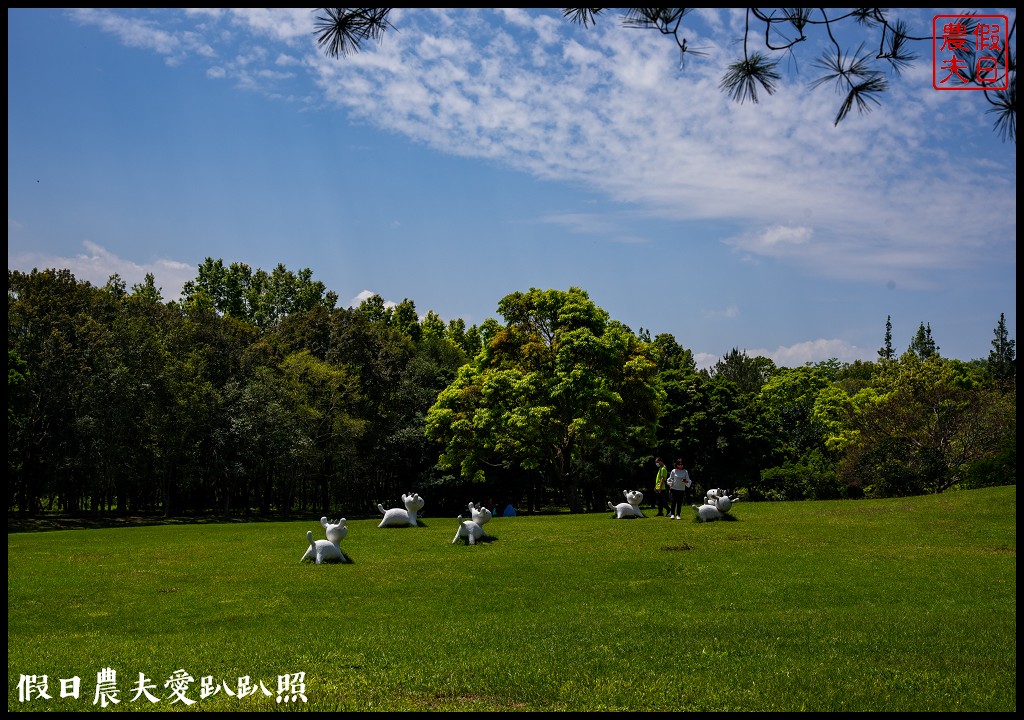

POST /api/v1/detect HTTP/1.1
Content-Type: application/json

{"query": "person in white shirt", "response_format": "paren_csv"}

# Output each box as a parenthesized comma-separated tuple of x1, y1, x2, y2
(666, 458, 693, 519)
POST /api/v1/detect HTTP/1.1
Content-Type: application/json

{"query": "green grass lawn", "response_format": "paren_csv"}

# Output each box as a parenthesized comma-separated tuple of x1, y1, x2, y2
(7, 486, 1016, 712)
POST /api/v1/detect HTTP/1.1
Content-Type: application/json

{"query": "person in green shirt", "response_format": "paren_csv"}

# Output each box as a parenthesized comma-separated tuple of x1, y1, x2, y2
(654, 457, 669, 517)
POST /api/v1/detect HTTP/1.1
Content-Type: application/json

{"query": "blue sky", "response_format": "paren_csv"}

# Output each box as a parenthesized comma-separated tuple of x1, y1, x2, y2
(7, 8, 1016, 369)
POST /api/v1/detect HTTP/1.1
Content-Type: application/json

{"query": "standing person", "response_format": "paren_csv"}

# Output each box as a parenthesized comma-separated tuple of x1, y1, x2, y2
(667, 458, 692, 520)
(653, 457, 670, 517)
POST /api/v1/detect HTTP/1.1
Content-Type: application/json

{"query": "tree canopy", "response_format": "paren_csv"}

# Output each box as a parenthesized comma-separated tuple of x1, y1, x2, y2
(8, 265, 1015, 518)
(424, 287, 662, 513)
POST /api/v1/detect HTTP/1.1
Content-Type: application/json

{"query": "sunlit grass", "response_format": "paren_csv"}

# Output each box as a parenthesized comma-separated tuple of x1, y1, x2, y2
(8, 486, 1016, 711)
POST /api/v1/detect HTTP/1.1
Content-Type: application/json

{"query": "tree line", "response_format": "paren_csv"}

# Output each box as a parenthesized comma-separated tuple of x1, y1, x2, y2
(7, 262, 1016, 519)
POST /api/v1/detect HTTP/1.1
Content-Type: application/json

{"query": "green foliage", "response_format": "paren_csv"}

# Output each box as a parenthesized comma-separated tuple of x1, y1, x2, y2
(425, 288, 661, 512)
(709, 348, 776, 395)
(180, 259, 337, 331)
(988, 312, 1016, 388)
(878, 315, 894, 361)
(958, 434, 1016, 490)
(756, 365, 833, 461)
(908, 321, 940, 359)
(756, 451, 844, 501)
(7, 265, 1016, 516)
(840, 355, 1015, 496)
(7, 486, 1017, 711)
(660, 371, 774, 494)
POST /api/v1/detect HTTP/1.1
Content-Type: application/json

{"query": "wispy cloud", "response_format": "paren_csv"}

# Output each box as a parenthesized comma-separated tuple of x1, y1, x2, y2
(9, 241, 194, 302)
(300, 9, 1013, 284)
(749, 338, 873, 368)
(52, 7, 1014, 366)
(66, 8, 1015, 291)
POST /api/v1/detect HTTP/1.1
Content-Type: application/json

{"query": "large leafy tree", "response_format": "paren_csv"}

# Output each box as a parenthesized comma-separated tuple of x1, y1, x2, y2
(840, 354, 1015, 495)
(425, 287, 662, 512)
(314, 8, 1016, 142)
(708, 347, 777, 395)
(8, 269, 119, 514)
(753, 364, 842, 500)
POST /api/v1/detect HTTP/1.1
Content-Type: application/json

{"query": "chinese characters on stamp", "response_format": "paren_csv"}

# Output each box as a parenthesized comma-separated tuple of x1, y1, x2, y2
(933, 14, 1010, 90)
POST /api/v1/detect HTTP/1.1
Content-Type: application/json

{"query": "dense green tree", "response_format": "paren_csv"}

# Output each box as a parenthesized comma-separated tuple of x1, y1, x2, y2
(908, 321, 940, 359)
(391, 298, 422, 343)
(355, 293, 393, 325)
(840, 354, 1015, 495)
(425, 287, 662, 512)
(279, 350, 366, 512)
(180, 259, 337, 331)
(708, 348, 776, 395)
(756, 366, 833, 460)
(675, 372, 775, 495)
(8, 269, 117, 514)
(223, 368, 307, 514)
(988, 312, 1016, 387)
(157, 297, 257, 515)
(419, 310, 447, 343)
(753, 365, 843, 499)
(445, 317, 483, 358)
(7, 349, 30, 510)
(8, 263, 1014, 516)
(834, 359, 880, 395)
(82, 286, 176, 513)
(322, 305, 459, 511)
(652, 332, 696, 373)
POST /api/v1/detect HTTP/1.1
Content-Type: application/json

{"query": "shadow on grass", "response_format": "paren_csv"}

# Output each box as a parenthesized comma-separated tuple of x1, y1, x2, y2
(692, 513, 740, 523)
(301, 552, 355, 565)
(452, 534, 499, 546)
(7, 514, 375, 534)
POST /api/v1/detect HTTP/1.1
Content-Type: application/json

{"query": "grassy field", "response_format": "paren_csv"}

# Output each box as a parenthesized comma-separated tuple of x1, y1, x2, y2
(7, 486, 1016, 712)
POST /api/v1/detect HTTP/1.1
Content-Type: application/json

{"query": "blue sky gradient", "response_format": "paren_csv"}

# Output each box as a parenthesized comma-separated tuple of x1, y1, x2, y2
(7, 8, 1016, 369)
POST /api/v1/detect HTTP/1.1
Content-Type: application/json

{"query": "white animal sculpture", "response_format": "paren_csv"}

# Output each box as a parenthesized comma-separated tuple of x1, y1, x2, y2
(321, 516, 348, 544)
(608, 489, 645, 519)
(468, 502, 492, 526)
(300, 517, 348, 564)
(453, 515, 486, 545)
(377, 493, 425, 528)
(692, 490, 739, 522)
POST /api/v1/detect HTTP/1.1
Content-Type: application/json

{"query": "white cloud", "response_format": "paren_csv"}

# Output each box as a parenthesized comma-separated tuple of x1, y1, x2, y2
(58, 8, 1016, 317)
(349, 290, 398, 310)
(301, 9, 1014, 286)
(9, 241, 195, 302)
(751, 338, 875, 368)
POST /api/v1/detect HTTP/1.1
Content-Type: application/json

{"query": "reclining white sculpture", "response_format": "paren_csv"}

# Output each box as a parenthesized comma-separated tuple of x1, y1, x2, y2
(608, 489, 645, 519)
(453, 515, 486, 545)
(377, 493, 425, 528)
(692, 489, 739, 522)
(300, 517, 348, 564)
